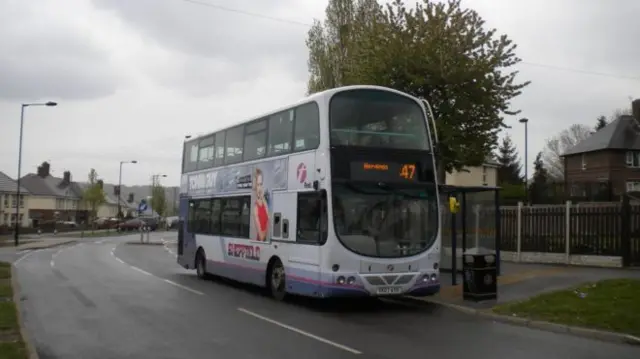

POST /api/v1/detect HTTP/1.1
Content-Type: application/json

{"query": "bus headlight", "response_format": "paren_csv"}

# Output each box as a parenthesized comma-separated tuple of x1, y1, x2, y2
(430, 273, 438, 282)
(347, 276, 356, 285)
(420, 274, 430, 283)
(337, 276, 346, 284)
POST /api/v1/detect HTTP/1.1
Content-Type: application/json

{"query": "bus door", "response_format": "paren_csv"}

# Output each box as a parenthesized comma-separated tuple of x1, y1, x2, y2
(177, 197, 196, 269)
(288, 189, 326, 295)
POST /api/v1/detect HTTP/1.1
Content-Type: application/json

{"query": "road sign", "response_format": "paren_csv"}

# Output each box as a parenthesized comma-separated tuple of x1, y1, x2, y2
(138, 199, 148, 212)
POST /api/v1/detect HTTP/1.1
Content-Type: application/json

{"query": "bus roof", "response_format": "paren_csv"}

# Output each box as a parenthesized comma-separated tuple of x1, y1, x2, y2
(184, 85, 421, 143)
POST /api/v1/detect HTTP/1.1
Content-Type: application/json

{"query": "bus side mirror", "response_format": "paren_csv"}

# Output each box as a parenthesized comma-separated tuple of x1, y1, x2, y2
(313, 180, 319, 191)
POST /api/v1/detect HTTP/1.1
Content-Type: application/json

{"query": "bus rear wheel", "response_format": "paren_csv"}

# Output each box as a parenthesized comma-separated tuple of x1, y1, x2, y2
(268, 258, 286, 301)
(196, 250, 207, 279)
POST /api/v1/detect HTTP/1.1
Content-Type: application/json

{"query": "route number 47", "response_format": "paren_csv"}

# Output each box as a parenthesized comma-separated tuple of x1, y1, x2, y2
(399, 164, 416, 180)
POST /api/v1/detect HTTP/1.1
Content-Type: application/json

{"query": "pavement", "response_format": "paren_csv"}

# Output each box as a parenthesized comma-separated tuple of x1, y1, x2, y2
(8, 232, 640, 359)
(421, 262, 640, 310)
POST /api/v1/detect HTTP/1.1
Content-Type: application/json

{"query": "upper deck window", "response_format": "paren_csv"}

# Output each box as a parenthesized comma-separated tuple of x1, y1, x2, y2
(329, 89, 429, 151)
(183, 139, 199, 173)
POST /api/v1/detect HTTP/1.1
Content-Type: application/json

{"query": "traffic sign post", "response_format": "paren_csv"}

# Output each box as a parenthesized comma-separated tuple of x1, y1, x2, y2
(138, 199, 148, 215)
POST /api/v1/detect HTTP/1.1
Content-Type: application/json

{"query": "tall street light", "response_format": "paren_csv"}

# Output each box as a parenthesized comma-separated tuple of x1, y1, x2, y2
(118, 160, 137, 226)
(519, 117, 529, 203)
(15, 101, 57, 246)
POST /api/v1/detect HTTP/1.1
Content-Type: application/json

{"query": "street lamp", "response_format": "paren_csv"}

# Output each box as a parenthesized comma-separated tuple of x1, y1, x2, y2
(519, 117, 529, 203)
(117, 160, 137, 226)
(14, 101, 57, 246)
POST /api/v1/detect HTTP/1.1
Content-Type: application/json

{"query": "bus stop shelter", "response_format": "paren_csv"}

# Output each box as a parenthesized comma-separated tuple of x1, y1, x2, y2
(438, 184, 501, 286)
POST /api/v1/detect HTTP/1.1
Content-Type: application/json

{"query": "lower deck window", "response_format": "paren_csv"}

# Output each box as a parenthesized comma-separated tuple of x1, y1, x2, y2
(188, 196, 250, 238)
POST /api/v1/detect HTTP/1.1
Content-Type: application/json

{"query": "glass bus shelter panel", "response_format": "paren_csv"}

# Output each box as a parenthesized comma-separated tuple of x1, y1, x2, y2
(438, 185, 501, 285)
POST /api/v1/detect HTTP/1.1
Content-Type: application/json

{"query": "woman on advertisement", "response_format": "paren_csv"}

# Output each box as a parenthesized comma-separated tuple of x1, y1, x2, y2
(253, 167, 270, 242)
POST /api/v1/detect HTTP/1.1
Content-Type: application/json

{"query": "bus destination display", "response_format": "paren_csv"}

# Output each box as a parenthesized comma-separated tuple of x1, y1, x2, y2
(350, 161, 419, 182)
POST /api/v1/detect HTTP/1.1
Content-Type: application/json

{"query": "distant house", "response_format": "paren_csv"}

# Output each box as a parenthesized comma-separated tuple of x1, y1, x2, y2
(20, 162, 89, 225)
(446, 156, 499, 187)
(0, 171, 30, 228)
(561, 99, 640, 196)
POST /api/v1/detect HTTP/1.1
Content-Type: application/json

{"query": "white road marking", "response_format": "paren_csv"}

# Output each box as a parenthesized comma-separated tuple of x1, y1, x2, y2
(130, 265, 152, 276)
(13, 250, 37, 266)
(163, 279, 204, 295)
(50, 260, 54, 267)
(111, 242, 202, 295)
(237, 308, 362, 355)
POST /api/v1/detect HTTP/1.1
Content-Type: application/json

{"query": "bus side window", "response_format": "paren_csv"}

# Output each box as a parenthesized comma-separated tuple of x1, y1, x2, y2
(272, 213, 282, 238)
(282, 219, 289, 239)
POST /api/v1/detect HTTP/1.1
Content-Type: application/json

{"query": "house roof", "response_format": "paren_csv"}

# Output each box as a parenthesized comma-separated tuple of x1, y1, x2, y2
(20, 173, 83, 198)
(484, 155, 499, 167)
(562, 115, 640, 156)
(0, 171, 29, 194)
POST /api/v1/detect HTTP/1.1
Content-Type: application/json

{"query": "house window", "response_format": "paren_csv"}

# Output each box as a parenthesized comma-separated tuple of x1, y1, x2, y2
(11, 195, 16, 208)
(482, 166, 488, 186)
(625, 151, 640, 168)
(19, 195, 24, 208)
(625, 181, 640, 192)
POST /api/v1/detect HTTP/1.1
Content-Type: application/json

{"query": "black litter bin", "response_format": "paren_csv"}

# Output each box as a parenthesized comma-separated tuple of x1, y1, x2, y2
(462, 247, 497, 302)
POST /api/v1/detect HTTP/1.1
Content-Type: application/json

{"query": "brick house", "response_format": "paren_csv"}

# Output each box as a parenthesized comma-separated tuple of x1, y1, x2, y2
(562, 99, 640, 197)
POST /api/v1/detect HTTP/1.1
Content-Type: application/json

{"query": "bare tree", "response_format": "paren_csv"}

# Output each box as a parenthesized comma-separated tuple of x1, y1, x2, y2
(542, 124, 592, 180)
(610, 107, 632, 121)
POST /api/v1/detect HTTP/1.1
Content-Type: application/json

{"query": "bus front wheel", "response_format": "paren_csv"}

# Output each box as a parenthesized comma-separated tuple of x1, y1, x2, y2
(268, 258, 286, 301)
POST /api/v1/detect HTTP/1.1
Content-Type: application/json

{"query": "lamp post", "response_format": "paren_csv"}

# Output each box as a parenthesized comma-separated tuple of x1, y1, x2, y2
(117, 160, 137, 226)
(14, 101, 57, 246)
(519, 117, 529, 203)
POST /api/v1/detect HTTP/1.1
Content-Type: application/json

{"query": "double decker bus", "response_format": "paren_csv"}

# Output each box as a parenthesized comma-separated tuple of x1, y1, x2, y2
(177, 85, 441, 300)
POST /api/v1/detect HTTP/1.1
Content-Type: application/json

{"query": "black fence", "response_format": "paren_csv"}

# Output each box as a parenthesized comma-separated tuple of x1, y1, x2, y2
(498, 195, 640, 267)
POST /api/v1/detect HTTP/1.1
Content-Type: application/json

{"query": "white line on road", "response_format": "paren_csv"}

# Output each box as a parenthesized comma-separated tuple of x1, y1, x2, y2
(163, 279, 204, 295)
(111, 243, 203, 296)
(13, 250, 37, 266)
(130, 265, 152, 276)
(237, 308, 362, 355)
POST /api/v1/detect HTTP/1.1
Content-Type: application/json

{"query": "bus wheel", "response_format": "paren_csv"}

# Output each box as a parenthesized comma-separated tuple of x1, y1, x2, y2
(268, 258, 286, 301)
(196, 249, 207, 279)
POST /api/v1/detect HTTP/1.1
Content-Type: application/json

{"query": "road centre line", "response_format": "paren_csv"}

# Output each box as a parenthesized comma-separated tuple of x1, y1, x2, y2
(237, 307, 363, 355)
(112, 243, 203, 295)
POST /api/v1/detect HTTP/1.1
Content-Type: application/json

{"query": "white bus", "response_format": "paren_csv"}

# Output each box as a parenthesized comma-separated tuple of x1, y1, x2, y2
(177, 85, 441, 300)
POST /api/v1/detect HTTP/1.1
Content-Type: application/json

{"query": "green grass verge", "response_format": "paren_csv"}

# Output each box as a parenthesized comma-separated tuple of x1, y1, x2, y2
(493, 278, 640, 337)
(0, 262, 27, 359)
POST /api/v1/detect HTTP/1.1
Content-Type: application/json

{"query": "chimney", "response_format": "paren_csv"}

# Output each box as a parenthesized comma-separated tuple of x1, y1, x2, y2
(37, 161, 51, 177)
(632, 99, 640, 121)
(63, 171, 71, 184)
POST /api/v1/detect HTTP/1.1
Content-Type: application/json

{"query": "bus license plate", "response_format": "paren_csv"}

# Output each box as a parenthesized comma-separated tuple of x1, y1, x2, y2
(376, 286, 403, 295)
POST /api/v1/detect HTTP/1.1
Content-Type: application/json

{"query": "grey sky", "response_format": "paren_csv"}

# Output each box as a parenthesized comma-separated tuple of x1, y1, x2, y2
(0, 0, 638, 187)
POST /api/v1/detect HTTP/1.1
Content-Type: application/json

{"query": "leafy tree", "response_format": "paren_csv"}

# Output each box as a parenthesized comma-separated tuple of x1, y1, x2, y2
(306, 0, 530, 180)
(595, 116, 608, 131)
(541, 124, 591, 181)
(150, 178, 167, 218)
(82, 169, 106, 224)
(529, 152, 550, 203)
(496, 135, 523, 185)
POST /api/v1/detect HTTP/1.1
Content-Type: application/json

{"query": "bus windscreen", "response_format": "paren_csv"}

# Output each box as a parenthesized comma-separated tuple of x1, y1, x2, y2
(329, 89, 430, 151)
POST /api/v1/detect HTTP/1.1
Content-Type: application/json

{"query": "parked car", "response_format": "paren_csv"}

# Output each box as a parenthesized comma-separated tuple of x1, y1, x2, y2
(117, 218, 146, 232)
(140, 217, 159, 231)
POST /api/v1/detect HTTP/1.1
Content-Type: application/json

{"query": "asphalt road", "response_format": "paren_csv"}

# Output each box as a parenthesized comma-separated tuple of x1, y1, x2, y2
(12, 233, 640, 359)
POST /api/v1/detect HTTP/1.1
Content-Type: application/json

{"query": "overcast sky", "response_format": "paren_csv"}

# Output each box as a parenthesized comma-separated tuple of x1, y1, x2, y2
(1, 0, 638, 187)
